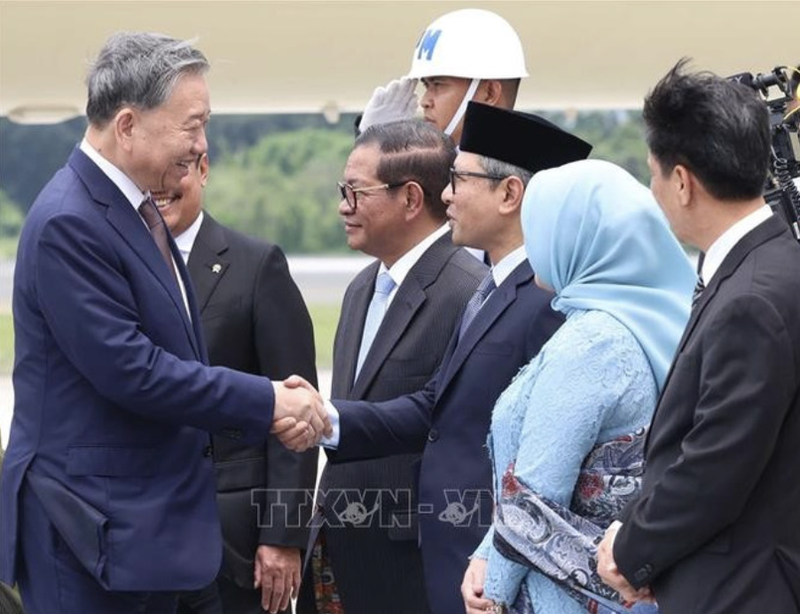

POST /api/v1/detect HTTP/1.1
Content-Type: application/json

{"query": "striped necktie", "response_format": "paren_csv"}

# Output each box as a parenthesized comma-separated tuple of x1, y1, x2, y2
(691, 275, 705, 310)
(139, 196, 178, 285)
(458, 273, 496, 340)
(692, 252, 706, 310)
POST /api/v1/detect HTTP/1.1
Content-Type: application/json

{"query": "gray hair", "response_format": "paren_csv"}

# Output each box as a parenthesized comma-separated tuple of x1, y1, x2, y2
(86, 32, 209, 126)
(479, 156, 533, 188)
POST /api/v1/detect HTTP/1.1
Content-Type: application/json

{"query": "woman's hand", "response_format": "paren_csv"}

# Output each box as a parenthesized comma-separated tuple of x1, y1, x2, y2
(462, 557, 498, 613)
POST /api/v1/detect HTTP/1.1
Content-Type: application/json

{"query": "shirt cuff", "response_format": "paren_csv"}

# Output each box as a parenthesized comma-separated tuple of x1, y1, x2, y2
(320, 399, 340, 448)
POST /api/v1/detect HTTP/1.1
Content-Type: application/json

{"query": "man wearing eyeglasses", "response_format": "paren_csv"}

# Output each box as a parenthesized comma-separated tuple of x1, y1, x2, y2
(297, 120, 485, 614)
(290, 103, 592, 614)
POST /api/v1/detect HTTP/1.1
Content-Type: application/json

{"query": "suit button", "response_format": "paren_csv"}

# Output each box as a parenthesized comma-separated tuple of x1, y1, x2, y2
(427, 429, 439, 442)
(203, 445, 213, 457)
(634, 564, 653, 583)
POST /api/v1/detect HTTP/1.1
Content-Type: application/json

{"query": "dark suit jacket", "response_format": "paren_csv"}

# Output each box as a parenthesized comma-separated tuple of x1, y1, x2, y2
(306, 232, 485, 614)
(615, 215, 800, 614)
(330, 259, 563, 614)
(0, 147, 274, 591)
(187, 213, 318, 589)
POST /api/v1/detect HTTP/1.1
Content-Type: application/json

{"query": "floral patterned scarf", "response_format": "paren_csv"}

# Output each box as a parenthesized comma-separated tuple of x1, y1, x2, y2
(492, 429, 659, 614)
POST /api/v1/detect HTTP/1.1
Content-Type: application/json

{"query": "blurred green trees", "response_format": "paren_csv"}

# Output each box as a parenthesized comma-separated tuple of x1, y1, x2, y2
(0, 111, 649, 253)
(205, 128, 354, 252)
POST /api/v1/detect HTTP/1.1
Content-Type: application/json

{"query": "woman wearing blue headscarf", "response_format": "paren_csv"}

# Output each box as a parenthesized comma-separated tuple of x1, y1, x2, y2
(462, 160, 695, 614)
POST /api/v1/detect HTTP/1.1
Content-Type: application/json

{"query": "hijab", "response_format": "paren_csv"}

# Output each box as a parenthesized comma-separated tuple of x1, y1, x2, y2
(522, 159, 695, 390)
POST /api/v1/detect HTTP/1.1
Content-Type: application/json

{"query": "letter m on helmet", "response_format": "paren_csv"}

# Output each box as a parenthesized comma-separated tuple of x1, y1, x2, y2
(415, 28, 442, 61)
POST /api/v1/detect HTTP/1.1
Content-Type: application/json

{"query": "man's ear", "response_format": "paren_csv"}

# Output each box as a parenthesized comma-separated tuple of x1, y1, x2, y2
(673, 164, 694, 208)
(480, 80, 504, 106)
(199, 153, 210, 188)
(402, 181, 426, 220)
(498, 175, 525, 216)
(113, 107, 136, 152)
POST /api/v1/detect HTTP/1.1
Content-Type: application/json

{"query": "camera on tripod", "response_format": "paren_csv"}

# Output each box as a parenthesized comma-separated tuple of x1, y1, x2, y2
(729, 65, 800, 240)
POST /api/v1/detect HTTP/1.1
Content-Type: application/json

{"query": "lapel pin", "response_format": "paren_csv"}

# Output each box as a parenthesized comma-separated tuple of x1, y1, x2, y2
(211, 263, 222, 274)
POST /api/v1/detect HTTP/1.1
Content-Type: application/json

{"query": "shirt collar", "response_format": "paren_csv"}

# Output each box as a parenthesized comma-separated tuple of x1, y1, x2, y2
(378, 223, 449, 288)
(173, 211, 205, 265)
(491, 245, 527, 287)
(79, 139, 145, 211)
(702, 205, 772, 284)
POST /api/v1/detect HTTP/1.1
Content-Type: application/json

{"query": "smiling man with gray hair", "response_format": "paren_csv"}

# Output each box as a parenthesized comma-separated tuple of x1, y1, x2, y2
(0, 31, 329, 614)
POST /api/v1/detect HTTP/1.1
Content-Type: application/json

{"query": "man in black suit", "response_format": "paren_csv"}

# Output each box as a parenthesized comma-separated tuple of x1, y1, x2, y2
(292, 103, 592, 614)
(598, 60, 800, 614)
(158, 154, 319, 614)
(298, 121, 485, 614)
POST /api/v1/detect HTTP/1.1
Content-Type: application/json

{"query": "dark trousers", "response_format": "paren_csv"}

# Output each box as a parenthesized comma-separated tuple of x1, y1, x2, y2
(177, 575, 277, 614)
(17, 483, 177, 614)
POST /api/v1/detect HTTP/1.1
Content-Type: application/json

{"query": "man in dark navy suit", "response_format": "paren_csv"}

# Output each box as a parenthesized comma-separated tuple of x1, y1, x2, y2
(291, 102, 591, 614)
(0, 32, 327, 614)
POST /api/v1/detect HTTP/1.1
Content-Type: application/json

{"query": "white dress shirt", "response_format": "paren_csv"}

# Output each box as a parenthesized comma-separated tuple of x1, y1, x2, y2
(79, 139, 191, 316)
(323, 242, 527, 448)
(702, 205, 772, 284)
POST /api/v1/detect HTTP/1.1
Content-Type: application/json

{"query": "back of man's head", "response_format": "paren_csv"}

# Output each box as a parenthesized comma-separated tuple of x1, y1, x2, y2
(86, 32, 209, 127)
(643, 58, 771, 201)
(356, 120, 456, 221)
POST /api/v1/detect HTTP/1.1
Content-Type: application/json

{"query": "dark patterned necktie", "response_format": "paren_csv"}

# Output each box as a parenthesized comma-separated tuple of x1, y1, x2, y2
(691, 275, 705, 310)
(458, 273, 496, 340)
(138, 196, 178, 285)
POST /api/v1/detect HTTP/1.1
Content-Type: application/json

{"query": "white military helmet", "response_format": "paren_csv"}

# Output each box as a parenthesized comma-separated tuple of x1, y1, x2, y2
(407, 9, 528, 80)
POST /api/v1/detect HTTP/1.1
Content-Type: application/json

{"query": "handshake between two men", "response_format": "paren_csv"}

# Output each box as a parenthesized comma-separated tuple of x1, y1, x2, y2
(271, 376, 331, 452)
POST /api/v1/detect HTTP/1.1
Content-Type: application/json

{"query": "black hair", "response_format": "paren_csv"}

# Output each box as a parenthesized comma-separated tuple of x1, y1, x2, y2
(643, 58, 771, 200)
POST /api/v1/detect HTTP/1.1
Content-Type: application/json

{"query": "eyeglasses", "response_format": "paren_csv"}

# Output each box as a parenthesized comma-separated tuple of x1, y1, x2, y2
(337, 181, 407, 211)
(449, 168, 508, 194)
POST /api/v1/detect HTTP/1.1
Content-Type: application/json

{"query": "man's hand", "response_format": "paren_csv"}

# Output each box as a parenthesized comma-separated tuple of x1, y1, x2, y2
(253, 545, 301, 614)
(271, 377, 331, 452)
(462, 557, 497, 614)
(360, 78, 419, 132)
(597, 521, 655, 606)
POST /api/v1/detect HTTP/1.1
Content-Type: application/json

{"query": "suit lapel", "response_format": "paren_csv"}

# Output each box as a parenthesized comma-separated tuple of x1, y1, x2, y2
(186, 214, 230, 314)
(437, 260, 533, 396)
(350, 232, 462, 397)
(335, 262, 377, 398)
(69, 148, 201, 357)
(676, 215, 786, 357)
(646, 215, 787, 448)
(352, 272, 426, 398)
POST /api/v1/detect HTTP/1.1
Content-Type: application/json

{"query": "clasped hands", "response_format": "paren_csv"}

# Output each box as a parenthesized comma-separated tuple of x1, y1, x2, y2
(270, 375, 331, 452)
(597, 521, 656, 607)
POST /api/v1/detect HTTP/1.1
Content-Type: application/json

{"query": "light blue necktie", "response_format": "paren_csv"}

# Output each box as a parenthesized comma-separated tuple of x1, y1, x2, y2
(458, 273, 496, 340)
(355, 271, 396, 381)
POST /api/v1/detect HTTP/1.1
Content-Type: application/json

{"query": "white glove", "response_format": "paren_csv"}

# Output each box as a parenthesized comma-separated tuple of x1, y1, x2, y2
(360, 78, 419, 132)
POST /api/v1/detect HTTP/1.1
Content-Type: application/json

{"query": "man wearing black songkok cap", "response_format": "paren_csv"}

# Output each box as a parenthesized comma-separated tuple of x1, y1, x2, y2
(294, 103, 591, 614)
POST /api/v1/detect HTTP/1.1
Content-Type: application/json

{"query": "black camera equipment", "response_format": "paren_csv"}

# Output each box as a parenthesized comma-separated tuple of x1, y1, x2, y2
(729, 66, 800, 241)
